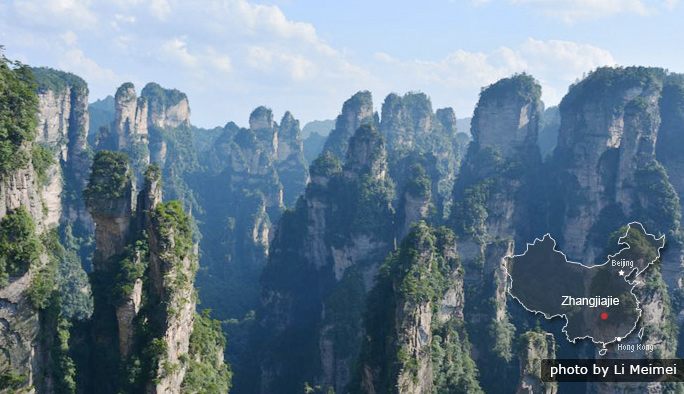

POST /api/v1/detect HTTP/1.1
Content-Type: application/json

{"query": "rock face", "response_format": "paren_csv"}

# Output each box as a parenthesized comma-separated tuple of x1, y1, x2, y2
(205, 106, 307, 210)
(552, 68, 665, 264)
(82, 151, 136, 392)
(473, 84, 540, 160)
(517, 331, 557, 394)
(250, 106, 277, 154)
(380, 92, 437, 150)
(455, 74, 542, 243)
(656, 83, 684, 222)
(538, 106, 560, 158)
(0, 67, 55, 394)
(354, 224, 483, 394)
(379, 92, 463, 221)
(551, 71, 682, 391)
(449, 75, 542, 386)
(143, 82, 191, 130)
(114, 82, 148, 150)
(82, 154, 229, 394)
(112, 81, 191, 151)
(145, 202, 197, 394)
(95, 81, 201, 228)
(194, 107, 309, 336)
(33, 69, 92, 231)
(277, 111, 309, 206)
(0, 167, 45, 394)
(654, 83, 684, 294)
(251, 123, 394, 394)
(344, 124, 387, 181)
(397, 164, 432, 240)
(0, 272, 40, 394)
(85, 153, 134, 270)
(322, 91, 374, 160)
(106, 82, 192, 177)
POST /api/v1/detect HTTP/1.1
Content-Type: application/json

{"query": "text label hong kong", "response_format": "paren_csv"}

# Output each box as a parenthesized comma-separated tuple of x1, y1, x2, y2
(541, 359, 684, 382)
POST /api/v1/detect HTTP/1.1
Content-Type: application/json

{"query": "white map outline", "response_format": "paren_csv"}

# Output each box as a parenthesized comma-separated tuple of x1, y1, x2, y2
(504, 222, 665, 348)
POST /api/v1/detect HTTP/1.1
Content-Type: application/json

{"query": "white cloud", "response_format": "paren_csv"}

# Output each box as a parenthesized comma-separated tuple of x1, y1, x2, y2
(209, 54, 233, 73)
(160, 38, 197, 68)
(373, 52, 397, 64)
(58, 48, 119, 87)
(60, 31, 78, 46)
(149, 0, 171, 20)
(1, 0, 370, 126)
(508, 0, 679, 23)
(13, 0, 97, 30)
(281, 54, 316, 81)
(248, 46, 275, 71)
(519, 38, 615, 78)
(0, 0, 622, 127)
(114, 14, 136, 24)
(370, 39, 615, 115)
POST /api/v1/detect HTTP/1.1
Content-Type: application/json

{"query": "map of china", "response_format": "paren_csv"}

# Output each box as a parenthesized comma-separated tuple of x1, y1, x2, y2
(507, 223, 664, 346)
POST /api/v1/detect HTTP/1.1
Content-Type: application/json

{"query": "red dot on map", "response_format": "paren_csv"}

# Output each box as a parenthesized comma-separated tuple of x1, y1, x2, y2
(601, 312, 608, 320)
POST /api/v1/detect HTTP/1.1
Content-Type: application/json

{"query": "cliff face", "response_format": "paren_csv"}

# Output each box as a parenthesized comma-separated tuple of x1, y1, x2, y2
(354, 223, 482, 394)
(379, 93, 463, 221)
(103, 82, 197, 199)
(277, 111, 309, 206)
(252, 123, 394, 394)
(0, 167, 44, 394)
(453, 74, 542, 245)
(33, 68, 92, 232)
(397, 164, 432, 240)
(551, 70, 682, 383)
(552, 68, 666, 264)
(143, 82, 191, 130)
(193, 106, 309, 333)
(0, 63, 55, 394)
(145, 200, 197, 394)
(85, 153, 133, 270)
(656, 83, 684, 221)
(654, 82, 684, 292)
(447, 75, 542, 393)
(322, 91, 375, 160)
(516, 331, 556, 394)
(83, 153, 229, 394)
(114, 82, 148, 150)
(16, 60, 684, 394)
(111, 81, 191, 152)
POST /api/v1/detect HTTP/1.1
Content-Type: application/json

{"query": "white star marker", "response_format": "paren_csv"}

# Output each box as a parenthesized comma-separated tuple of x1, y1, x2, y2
(618, 270, 625, 276)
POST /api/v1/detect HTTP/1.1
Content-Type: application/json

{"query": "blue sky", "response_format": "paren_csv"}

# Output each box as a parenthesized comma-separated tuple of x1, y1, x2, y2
(1, 0, 682, 128)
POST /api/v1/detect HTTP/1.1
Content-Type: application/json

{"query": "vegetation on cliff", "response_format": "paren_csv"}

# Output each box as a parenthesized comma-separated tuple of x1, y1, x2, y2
(183, 310, 233, 394)
(32, 67, 88, 95)
(0, 206, 40, 286)
(141, 82, 187, 109)
(83, 150, 132, 206)
(0, 48, 39, 177)
(354, 223, 483, 394)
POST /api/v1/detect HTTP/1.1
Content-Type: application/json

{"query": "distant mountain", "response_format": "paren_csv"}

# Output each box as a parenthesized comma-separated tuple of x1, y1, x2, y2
(88, 95, 115, 145)
(538, 105, 560, 158)
(456, 116, 472, 135)
(303, 131, 326, 163)
(301, 118, 334, 138)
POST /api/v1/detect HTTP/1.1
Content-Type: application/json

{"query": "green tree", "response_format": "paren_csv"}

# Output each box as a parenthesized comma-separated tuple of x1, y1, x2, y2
(0, 206, 41, 286)
(0, 46, 39, 177)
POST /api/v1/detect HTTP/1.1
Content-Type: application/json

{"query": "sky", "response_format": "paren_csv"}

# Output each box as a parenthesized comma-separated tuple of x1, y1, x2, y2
(1, 0, 683, 129)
